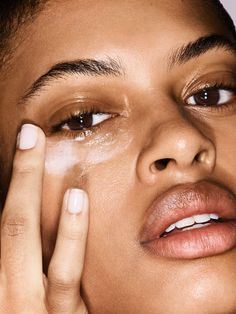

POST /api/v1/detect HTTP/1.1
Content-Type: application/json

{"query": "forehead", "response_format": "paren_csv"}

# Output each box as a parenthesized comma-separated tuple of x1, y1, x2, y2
(1, 0, 232, 107)
(12, 0, 226, 59)
(7, 0, 226, 81)
(24, 0, 222, 47)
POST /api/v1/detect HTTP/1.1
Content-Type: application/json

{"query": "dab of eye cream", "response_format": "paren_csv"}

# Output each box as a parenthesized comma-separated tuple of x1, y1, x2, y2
(45, 127, 133, 174)
(45, 141, 81, 174)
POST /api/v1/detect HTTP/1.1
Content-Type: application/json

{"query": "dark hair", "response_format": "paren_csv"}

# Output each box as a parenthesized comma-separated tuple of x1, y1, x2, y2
(0, 0, 47, 70)
(209, 0, 236, 36)
(0, 0, 235, 70)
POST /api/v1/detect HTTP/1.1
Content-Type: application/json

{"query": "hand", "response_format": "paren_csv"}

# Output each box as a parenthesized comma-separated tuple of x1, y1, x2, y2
(0, 124, 89, 313)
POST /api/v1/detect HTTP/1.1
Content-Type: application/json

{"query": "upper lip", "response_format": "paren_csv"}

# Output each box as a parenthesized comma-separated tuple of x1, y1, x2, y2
(140, 181, 236, 243)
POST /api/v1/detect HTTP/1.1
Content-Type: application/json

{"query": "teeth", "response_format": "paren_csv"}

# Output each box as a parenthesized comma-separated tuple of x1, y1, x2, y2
(210, 213, 219, 220)
(165, 223, 175, 233)
(164, 213, 220, 233)
(183, 223, 211, 231)
(176, 217, 195, 229)
(193, 214, 211, 223)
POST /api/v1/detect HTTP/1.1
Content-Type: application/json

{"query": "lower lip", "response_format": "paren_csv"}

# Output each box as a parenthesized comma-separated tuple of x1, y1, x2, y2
(142, 221, 236, 259)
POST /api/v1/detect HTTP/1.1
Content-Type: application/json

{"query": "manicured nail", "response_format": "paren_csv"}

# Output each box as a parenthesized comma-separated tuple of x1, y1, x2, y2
(18, 124, 38, 150)
(65, 189, 88, 214)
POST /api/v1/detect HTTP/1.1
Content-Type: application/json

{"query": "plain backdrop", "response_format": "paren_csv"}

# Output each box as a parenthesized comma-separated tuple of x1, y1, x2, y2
(221, 0, 236, 25)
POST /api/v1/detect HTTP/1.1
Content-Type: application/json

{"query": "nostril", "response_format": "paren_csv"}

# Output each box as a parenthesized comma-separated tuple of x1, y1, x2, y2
(194, 152, 201, 162)
(194, 150, 207, 163)
(154, 158, 172, 171)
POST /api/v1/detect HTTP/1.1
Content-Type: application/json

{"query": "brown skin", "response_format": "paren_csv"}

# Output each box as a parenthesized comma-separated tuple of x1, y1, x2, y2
(0, 0, 236, 313)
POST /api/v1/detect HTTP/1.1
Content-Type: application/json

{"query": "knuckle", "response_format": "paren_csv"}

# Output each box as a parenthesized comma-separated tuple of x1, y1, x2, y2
(48, 266, 79, 290)
(1, 214, 28, 238)
(13, 156, 41, 176)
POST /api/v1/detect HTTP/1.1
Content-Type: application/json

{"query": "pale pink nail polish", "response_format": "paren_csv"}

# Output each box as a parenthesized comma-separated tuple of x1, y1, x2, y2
(66, 189, 88, 214)
(18, 124, 38, 150)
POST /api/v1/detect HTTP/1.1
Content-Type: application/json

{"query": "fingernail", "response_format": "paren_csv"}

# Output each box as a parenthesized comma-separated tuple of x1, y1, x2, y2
(65, 189, 88, 214)
(18, 124, 38, 150)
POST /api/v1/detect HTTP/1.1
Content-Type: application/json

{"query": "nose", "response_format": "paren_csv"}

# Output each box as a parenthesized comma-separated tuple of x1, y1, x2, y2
(137, 118, 216, 185)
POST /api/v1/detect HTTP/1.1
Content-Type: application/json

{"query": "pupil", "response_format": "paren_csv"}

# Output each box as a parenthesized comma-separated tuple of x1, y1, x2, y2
(67, 113, 93, 130)
(194, 89, 219, 106)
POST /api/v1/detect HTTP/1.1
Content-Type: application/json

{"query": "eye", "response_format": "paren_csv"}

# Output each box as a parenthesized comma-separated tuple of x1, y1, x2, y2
(186, 88, 235, 107)
(61, 112, 113, 131)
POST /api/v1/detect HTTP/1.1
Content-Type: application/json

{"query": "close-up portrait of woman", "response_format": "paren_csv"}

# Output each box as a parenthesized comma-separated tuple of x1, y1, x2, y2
(0, 0, 236, 313)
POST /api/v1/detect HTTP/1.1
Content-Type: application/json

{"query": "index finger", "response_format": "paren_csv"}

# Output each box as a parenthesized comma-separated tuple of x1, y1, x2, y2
(1, 124, 46, 288)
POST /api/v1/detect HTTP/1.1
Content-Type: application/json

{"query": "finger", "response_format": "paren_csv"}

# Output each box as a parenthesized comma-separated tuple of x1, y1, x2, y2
(1, 124, 45, 288)
(47, 189, 89, 313)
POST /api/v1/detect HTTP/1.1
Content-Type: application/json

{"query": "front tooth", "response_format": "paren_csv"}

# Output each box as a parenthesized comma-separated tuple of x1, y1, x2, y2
(176, 217, 195, 229)
(210, 213, 219, 220)
(165, 223, 176, 233)
(193, 214, 211, 223)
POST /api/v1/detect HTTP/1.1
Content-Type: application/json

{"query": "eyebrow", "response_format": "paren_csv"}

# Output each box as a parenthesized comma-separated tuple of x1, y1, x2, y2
(168, 34, 236, 69)
(19, 57, 124, 104)
(20, 34, 236, 104)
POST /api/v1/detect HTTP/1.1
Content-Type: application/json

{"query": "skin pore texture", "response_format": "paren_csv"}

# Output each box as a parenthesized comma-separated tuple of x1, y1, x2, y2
(0, 0, 236, 313)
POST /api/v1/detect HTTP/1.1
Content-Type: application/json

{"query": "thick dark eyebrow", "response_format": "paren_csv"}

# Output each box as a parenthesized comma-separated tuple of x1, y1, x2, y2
(168, 34, 236, 69)
(19, 57, 124, 104)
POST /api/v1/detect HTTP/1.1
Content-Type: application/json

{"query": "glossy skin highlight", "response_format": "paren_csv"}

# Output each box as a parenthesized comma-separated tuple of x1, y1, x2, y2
(0, 0, 236, 313)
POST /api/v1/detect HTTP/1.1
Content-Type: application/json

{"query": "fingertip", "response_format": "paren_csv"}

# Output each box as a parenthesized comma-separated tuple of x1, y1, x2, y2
(63, 188, 89, 215)
(17, 124, 38, 150)
(17, 123, 46, 150)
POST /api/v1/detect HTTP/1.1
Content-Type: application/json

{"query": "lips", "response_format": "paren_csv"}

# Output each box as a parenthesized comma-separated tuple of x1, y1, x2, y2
(140, 181, 236, 259)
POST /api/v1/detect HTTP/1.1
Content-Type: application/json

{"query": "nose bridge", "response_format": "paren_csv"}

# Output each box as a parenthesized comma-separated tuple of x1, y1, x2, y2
(137, 115, 216, 185)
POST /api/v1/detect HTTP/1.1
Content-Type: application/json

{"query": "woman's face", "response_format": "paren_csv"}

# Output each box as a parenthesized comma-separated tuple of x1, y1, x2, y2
(1, 0, 236, 312)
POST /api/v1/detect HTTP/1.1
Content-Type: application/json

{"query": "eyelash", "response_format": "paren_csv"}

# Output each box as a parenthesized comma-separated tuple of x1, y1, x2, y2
(49, 80, 236, 139)
(184, 81, 236, 112)
(51, 105, 116, 139)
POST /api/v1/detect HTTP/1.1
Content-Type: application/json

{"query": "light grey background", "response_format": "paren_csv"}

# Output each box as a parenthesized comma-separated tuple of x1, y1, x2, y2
(221, 0, 236, 25)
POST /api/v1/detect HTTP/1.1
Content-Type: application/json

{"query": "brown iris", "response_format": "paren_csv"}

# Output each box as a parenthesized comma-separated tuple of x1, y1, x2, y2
(193, 88, 220, 106)
(66, 113, 93, 130)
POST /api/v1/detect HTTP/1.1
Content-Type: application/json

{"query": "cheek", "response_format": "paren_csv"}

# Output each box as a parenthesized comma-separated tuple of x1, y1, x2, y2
(214, 121, 236, 192)
(41, 132, 135, 267)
